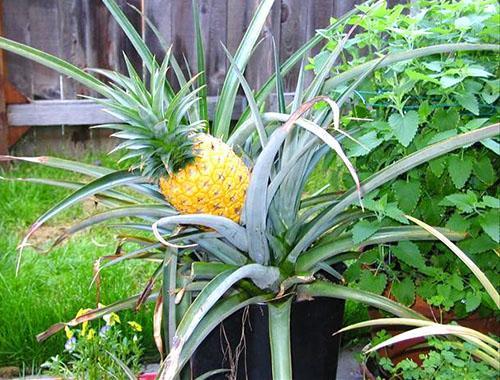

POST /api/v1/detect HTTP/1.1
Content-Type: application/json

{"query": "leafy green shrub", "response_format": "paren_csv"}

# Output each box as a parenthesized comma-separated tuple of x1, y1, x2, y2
(310, 0, 499, 316)
(42, 308, 144, 379)
(366, 334, 497, 379)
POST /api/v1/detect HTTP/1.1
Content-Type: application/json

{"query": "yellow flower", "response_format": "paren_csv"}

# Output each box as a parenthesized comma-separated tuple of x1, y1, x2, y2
(64, 326, 74, 340)
(75, 308, 92, 337)
(75, 308, 92, 318)
(103, 312, 121, 326)
(80, 322, 88, 337)
(127, 321, 143, 332)
(86, 328, 96, 340)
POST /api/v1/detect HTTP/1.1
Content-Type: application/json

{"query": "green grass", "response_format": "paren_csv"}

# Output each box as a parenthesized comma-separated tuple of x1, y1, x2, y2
(0, 154, 158, 368)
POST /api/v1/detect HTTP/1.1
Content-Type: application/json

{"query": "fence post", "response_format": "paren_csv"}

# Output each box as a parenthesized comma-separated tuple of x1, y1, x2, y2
(0, 0, 8, 157)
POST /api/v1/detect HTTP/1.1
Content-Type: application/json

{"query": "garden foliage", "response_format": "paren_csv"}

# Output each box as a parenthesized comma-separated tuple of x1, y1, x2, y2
(310, 0, 499, 315)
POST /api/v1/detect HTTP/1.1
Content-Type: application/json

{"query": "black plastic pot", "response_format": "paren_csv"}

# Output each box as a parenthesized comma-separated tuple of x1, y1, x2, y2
(191, 297, 345, 380)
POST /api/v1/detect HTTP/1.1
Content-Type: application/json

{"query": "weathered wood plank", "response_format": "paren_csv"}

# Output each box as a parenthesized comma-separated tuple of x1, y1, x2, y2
(226, 0, 246, 60)
(28, 0, 62, 99)
(7, 97, 252, 126)
(200, 0, 227, 95)
(8, 100, 117, 126)
(144, 0, 172, 61)
(3, 0, 375, 104)
(92, 0, 142, 74)
(245, 0, 281, 91)
(279, 0, 312, 91)
(57, 0, 94, 98)
(172, 0, 196, 79)
(309, 0, 334, 56)
(332, 0, 361, 17)
(3, 0, 33, 98)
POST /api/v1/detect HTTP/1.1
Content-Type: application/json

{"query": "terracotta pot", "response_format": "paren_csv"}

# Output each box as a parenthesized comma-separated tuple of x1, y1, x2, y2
(369, 290, 499, 364)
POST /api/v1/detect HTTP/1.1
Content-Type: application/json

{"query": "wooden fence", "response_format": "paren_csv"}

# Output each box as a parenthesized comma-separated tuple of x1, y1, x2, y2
(0, 0, 405, 154)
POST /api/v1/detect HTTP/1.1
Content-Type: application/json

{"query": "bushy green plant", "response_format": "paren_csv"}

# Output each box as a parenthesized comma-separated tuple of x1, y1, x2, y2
(42, 308, 144, 379)
(309, 0, 499, 315)
(364, 334, 497, 380)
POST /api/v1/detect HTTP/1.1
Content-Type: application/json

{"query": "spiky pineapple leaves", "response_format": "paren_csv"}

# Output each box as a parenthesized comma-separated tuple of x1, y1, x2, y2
(102, 0, 154, 72)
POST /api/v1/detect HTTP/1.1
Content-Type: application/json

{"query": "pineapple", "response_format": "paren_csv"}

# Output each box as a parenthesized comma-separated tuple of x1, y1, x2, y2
(102, 57, 250, 223)
(160, 134, 249, 222)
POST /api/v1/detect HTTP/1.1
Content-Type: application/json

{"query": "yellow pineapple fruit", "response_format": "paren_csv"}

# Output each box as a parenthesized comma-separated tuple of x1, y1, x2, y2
(159, 134, 250, 222)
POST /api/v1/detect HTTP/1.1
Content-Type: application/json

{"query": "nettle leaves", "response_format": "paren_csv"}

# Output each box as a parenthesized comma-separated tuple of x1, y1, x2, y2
(313, 0, 499, 314)
(388, 111, 420, 148)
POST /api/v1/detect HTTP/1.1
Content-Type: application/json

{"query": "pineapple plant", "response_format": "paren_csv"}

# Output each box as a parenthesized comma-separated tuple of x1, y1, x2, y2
(0, 0, 498, 379)
(92, 52, 250, 222)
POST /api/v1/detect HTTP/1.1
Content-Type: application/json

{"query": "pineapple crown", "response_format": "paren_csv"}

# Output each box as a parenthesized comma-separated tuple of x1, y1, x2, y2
(91, 51, 206, 180)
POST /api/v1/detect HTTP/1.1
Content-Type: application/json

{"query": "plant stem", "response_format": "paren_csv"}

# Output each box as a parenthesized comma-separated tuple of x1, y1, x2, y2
(268, 298, 293, 380)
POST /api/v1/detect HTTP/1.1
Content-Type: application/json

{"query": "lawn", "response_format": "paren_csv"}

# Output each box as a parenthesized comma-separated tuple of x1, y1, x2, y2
(0, 154, 158, 368)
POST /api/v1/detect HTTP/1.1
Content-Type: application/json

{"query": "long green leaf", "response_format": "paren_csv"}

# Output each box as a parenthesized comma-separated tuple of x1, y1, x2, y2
(190, 262, 237, 280)
(194, 369, 230, 380)
(37, 292, 159, 342)
(127, 2, 188, 89)
(325, 43, 500, 91)
(296, 226, 466, 272)
(0, 155, 166, 201)
(195, 238, 248, 266)
(221, 44, 268, 146)
(338, 318, 500, 366)
(0, 155, 111, 176)
(234, 1, 373, 129)
(19, 171, 144, 255)
(0, 37, 110, 96)
(153, 214, 248, 252)
(245, 101, 320, 264)
(52, 205, 177, 247)
(192, 0, 208, 122)
(405, 215, 500, 308)
(268, 298, 293, 380)
(296, 281, 423, 319)
(364, 324, 499, 369)
(212, 0, 275, 139)
(245, 97, 354, 264)
(338, 318, 500, 349)
(272, 38, 286, 114)
(289, 124, 500, 262)
(102, 0, 154, 71)
(106, 351, 137, 379)
(164, 249, 178, 354)
(0, 176, 138, 205)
